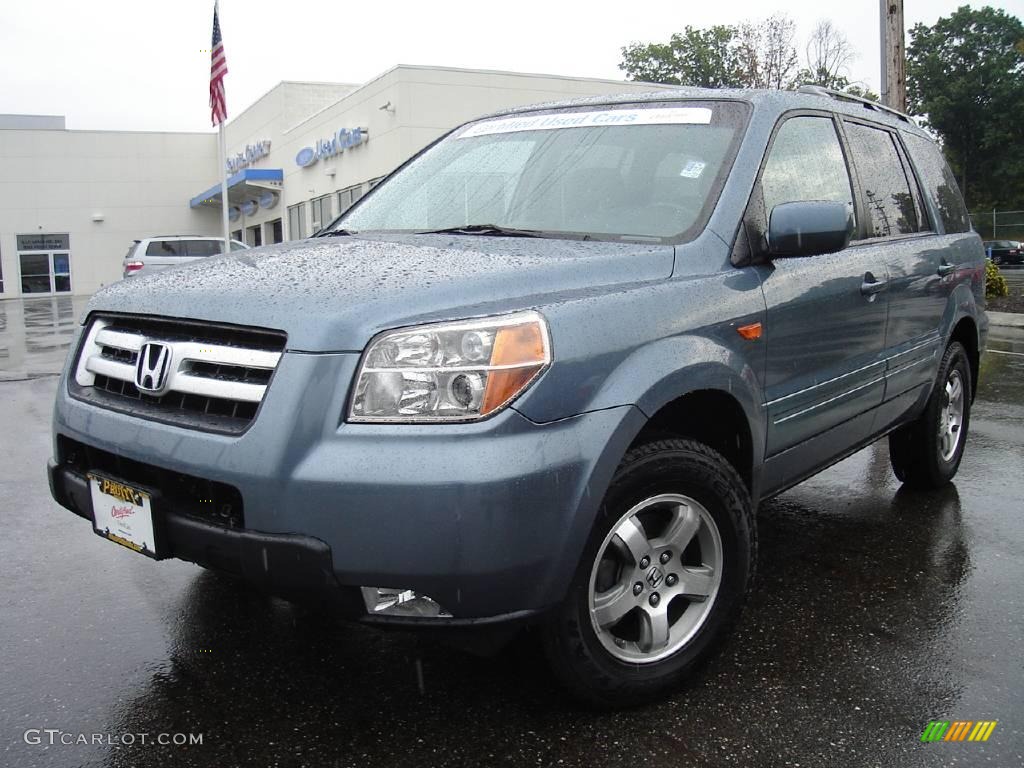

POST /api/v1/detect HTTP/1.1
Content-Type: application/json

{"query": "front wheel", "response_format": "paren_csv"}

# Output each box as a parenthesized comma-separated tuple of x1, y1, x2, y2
(542, 439, 755, 707)
(889, 341, 973, 488)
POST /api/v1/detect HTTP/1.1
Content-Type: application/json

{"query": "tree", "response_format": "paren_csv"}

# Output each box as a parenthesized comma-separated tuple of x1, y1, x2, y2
(842, 83, 881, 102)
(620, 14, 799, 89)
(800, 20, 855, 89)
(620, 25, 743, 88)
(759, 14, 800, 89)
(906, 5, 1024, 209)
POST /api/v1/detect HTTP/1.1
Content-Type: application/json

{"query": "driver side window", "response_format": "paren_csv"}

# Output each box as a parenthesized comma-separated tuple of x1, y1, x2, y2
(761, 116, 855, 223)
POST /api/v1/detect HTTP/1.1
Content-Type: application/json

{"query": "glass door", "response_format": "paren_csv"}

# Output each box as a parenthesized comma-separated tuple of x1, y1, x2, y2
(53, 253, 71, 292)
(19, 252, 72, 294)
(19, 253, 52, 293)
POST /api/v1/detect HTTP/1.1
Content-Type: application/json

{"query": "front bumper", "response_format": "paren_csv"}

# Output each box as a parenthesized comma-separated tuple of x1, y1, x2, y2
(51, 352, 643, 622)
(49, 457, 352, 604)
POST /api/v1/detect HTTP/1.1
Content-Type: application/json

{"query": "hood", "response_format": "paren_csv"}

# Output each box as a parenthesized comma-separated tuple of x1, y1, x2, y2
(86, 234, 675, 351)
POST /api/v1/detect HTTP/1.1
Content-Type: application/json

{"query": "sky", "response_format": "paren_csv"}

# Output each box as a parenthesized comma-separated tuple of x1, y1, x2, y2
(1, 0, 1022, 132)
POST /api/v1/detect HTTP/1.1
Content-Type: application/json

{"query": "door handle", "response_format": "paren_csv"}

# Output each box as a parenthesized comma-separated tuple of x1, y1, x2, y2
(860, 272, 888, 296)
(937, 261, 955, 277)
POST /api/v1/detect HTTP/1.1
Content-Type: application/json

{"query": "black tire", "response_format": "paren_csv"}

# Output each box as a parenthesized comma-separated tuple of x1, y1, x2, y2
(889, 341, 972, 489)
(542, 439, 755, 708)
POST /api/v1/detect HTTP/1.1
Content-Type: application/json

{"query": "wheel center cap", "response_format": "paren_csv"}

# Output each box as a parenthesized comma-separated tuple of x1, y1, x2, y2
(646, 566, 664, 589)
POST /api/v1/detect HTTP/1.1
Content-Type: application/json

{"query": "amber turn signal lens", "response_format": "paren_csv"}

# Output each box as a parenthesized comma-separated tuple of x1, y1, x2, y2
(481, 322, 548, 414)
(736, 322, 762, 340)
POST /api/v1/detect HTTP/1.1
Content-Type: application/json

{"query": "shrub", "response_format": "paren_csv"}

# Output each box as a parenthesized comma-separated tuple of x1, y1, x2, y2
(986, 259, 1008, 299)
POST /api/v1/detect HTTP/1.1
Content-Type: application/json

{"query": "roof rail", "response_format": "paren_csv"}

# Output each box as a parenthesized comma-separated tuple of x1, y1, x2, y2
(796, 84, 916, 125)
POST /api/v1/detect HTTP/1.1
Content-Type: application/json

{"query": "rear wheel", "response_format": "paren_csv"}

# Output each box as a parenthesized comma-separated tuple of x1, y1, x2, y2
(889, 341, 972, 488)
(542, 439, 754, 707)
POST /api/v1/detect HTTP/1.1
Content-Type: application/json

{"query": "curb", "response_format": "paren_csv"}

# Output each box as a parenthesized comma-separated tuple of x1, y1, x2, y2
(0, 372, 61, 383)
(988, 311, 1024, 329)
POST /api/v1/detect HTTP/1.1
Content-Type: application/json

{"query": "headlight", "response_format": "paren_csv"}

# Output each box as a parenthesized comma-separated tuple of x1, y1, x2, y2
(349, 311, 551, 422)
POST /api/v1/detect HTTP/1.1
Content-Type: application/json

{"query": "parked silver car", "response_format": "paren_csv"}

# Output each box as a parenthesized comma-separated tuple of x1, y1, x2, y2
(122, 236, 248, 278)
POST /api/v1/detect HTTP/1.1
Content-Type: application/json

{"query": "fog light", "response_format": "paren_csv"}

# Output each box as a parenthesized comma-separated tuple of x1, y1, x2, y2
(361, 587, 452, 618)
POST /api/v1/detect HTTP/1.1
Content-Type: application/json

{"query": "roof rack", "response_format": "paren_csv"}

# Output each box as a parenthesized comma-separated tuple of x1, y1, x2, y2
(796, 84, 916, 125)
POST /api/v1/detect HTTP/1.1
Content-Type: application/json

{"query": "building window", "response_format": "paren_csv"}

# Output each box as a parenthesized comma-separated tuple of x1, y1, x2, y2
(16, 233, 72, 294)
(266, 218, 283, 244)
(337, 183, 365, 215)
(288, 204, 306, 240)
(231, 229, 243, 242)
(310, 195, 332, 233)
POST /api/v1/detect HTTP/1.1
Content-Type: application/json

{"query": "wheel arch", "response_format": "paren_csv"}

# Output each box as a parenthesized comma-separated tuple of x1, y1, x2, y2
(633, 389, 757, 493)
(948, 315, 980, 401)
(582, 336, 766, 499)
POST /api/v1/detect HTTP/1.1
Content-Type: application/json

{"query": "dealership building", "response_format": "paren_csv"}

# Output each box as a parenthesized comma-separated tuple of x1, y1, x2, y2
(0, 65, 673, 299)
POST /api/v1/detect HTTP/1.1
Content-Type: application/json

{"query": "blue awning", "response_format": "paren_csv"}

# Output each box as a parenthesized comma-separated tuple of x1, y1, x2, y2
(189, 168, 284, 209)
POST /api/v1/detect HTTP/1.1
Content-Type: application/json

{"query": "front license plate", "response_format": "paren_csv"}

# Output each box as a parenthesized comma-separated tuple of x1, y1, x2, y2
(88, 474, 158, 558)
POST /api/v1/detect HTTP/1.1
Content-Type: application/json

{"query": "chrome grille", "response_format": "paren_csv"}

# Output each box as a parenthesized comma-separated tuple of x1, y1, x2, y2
(71, 315, 286, 433)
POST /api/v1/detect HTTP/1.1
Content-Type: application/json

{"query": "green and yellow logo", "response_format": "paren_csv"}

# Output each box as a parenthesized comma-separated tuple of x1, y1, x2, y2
(921, 720, 998, 742)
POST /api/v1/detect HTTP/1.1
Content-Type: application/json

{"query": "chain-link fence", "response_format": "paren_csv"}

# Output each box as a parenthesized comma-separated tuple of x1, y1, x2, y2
(969, 209, 1024, 241)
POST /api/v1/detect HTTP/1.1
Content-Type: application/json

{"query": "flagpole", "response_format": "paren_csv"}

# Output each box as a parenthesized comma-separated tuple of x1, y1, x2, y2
(218, 121, 230, 248)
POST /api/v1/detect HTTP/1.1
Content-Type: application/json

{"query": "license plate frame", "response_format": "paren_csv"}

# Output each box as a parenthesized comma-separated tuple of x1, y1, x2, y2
(88, 473, 160, 558)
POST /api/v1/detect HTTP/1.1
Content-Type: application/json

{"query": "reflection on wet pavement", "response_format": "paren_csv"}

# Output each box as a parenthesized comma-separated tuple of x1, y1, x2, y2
(0, 328, 1022, 767)
(0, 296, 88, 380)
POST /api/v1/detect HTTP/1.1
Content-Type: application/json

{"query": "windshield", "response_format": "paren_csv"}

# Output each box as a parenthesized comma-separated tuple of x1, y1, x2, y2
(336, 101, 749, 242)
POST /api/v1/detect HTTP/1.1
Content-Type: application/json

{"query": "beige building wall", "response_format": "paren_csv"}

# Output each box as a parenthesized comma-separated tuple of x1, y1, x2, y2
(0, 125, 219, 297)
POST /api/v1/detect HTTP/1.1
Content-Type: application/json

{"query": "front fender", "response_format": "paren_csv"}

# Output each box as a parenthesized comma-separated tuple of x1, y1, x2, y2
(516, 331, 767, 496)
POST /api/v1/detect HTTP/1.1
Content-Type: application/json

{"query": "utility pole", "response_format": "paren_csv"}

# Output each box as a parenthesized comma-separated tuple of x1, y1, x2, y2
(880, 0, 906, 111)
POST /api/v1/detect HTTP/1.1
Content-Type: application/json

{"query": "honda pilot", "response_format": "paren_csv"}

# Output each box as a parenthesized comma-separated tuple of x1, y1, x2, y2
(49, 87, 987, 706)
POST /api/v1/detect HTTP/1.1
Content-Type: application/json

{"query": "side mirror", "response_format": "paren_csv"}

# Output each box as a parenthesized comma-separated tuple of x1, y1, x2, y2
(767, 201, 854, 257)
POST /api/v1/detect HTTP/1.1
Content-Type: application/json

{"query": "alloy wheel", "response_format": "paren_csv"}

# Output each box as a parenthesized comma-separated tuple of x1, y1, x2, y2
(588, 493, 723, 664)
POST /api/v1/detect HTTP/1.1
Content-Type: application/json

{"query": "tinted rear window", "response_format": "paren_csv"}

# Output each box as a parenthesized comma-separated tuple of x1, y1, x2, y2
(146, 240, 183, 256)
(844, 122, 923, 238)
(901, 133, 971, 234)
(144, 239, 223, 257)
(185, 240, 224, 256)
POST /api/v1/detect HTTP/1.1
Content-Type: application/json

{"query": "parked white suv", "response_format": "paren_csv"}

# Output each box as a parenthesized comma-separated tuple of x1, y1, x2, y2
(123, 236, 248, 278)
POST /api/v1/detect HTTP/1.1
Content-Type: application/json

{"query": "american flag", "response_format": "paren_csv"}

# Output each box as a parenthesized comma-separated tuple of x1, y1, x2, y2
(209, 1, 228, 126)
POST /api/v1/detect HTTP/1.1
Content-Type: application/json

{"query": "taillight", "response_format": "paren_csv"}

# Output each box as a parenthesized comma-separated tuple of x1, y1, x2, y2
(124, 260, 144, 275)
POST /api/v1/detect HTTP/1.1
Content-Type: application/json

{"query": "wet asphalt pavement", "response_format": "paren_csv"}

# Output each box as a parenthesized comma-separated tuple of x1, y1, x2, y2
(1, 297, 1022, 767)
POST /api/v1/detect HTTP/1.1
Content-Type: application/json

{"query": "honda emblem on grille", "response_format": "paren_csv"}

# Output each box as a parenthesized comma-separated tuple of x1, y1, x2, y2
(135, 343, 172, 393)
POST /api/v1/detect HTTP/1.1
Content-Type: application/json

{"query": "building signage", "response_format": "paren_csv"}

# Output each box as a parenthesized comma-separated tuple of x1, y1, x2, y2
(295, 128, 366, 168)
(17, 233, 70, 251)
(226, 139, 272, 174)
(258, 190, 278, 210)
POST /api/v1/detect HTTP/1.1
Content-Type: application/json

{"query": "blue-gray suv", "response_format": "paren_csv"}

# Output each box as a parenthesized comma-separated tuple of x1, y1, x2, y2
(49, 87, 987, 706)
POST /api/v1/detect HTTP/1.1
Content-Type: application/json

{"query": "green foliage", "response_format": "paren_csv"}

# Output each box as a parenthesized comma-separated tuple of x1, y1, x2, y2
(619, 15, 800, 90)
(620, 15, 873, 100)
(986, 258, 1009, 299)
(841, 83, 881, 102)
(620, 25, 745, 88)
(906, 5, 1024, 210)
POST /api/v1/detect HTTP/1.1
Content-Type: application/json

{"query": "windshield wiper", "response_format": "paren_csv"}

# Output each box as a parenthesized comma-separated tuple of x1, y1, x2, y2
(416, 224, 545, 238)
(316, 228, 355, 237)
